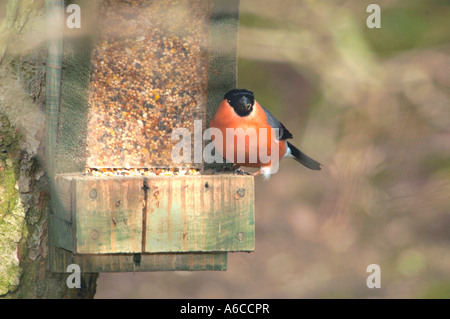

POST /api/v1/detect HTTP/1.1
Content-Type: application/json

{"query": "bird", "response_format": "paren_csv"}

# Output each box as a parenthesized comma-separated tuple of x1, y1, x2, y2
(209, 89, 321, 179)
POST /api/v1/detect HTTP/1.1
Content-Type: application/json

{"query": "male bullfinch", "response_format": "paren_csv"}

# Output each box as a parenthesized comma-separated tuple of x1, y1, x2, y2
(209, 89, 321, 179)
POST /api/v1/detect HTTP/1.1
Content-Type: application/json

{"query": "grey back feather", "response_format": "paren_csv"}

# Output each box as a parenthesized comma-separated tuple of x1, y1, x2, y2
(260, 105, 293, 140)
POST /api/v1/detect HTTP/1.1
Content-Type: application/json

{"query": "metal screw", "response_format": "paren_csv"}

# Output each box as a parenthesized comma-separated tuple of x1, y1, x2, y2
(133, 253, 142, 266)
(236, 188, 245, 198)
(89, 189, 97, 199)
(90, 229, 99, 240)
(115, 200, 121, 207)
(236, 232, 244, 241)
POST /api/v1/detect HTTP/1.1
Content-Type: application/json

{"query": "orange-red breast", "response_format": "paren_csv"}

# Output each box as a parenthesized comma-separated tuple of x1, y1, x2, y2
(209, 89, 321, 179)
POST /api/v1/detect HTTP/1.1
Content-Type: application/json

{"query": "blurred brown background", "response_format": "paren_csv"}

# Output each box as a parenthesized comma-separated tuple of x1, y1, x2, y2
(96, 0, 450, 298)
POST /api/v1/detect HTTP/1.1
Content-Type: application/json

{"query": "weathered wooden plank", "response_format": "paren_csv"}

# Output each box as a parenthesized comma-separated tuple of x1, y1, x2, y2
(49, 247, 227, 273)
(145, 175, 255, 253)
(73, 176, 144, 254)
(49, 214, 74, 251)
(53, 174, 73, 221)
(50, 175, 75, 251)
(53, 174, 254, 256)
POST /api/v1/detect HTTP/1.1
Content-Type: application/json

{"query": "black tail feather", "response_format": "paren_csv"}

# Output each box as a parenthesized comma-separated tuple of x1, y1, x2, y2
(287, 142, 322, 170)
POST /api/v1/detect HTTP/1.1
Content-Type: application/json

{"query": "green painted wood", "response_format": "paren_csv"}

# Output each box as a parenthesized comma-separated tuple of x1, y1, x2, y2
(49, 214, 73, 251)
(73, 176, 144, 254)
(50, 247, 227, 273)
(54, 174, 254, 255)
(53, 173, 73, 222)
(50, 174, 75, 251)
(145, 175, 254, 253)
(51, 173, 253, 272)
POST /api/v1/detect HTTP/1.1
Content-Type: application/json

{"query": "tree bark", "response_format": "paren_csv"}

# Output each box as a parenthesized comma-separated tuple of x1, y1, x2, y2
(0, 0, 98, 299)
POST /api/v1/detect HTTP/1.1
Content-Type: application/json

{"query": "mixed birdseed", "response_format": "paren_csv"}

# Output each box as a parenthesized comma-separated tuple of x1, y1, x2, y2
(84, 167, 201, 177)
(85, 0, 209, 169)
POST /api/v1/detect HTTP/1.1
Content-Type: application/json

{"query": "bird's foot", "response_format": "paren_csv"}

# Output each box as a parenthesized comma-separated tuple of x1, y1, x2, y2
(234, 168, 252, 176)
(222, 164, 241, 172)
(231, 164, 241, 171)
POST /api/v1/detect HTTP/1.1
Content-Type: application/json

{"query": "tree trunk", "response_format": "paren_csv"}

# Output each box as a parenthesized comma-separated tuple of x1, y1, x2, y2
(0, 0, 98, 299)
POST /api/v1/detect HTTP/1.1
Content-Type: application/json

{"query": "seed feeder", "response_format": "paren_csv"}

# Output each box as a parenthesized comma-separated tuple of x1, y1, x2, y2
(46, 0, 254, 273)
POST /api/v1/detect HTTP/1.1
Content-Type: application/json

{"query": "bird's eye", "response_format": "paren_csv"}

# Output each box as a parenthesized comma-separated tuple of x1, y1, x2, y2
(228, 99, 231, 104)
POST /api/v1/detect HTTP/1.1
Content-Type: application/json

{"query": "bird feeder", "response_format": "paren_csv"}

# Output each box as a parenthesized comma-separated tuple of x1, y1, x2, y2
(46, 0, 254, 273)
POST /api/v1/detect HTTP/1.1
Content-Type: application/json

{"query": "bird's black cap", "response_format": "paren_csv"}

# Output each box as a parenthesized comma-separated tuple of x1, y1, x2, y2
(224, 89, 254, 100)
(224, 89, 255, 116)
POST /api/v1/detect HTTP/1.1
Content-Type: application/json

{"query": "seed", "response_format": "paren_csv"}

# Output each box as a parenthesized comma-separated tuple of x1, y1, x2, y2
(85, 0, 208, 170)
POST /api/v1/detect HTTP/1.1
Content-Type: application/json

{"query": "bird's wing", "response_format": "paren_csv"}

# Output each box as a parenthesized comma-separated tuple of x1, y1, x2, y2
(261, 105, 293, 140)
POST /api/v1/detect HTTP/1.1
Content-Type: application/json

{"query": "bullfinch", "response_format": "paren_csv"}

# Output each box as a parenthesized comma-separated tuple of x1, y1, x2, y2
(209, 89, 321, 179)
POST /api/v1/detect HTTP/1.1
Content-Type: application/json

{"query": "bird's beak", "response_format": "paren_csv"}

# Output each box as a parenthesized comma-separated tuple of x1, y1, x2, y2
(238, 96, 253, 111)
